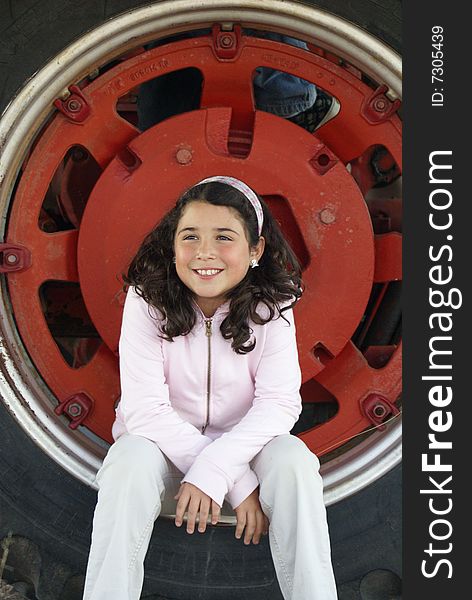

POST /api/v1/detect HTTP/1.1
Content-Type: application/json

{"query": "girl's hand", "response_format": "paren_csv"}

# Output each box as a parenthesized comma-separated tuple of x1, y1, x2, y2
(234, 487, 269, 545)
(174, 482, 221, 534)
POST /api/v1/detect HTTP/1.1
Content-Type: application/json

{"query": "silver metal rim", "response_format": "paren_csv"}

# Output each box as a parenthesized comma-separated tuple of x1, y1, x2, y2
(0, 0, 402, 508)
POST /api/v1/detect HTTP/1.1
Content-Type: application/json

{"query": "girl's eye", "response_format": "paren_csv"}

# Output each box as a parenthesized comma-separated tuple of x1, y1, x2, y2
(180, 234, 232, 241)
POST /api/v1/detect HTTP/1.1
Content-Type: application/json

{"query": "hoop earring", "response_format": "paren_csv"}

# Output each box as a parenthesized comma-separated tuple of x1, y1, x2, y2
(250, 258, 259, 268)
(172, 257, 176, 264)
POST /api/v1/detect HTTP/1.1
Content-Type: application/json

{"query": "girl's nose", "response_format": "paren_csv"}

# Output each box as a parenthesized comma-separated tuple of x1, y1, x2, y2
(196, 241, 216, 259)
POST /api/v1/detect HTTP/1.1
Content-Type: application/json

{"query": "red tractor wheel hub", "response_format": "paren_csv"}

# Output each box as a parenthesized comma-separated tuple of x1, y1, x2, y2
(5, 29, 402, 455)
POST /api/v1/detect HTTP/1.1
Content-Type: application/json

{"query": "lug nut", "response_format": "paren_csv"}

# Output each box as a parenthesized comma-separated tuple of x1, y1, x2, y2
(6, 253, 18, 264)
(220, 34, 234, 48)
(67, 402, 83, 417)
(373, 97, 387, 112)
(67, 98, 82, 113)
(373, 403, 387, 418)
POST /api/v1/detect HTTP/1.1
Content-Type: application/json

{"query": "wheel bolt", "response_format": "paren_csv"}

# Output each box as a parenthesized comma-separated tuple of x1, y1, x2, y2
(67, 402, 83, 417)
(6, 253, 18, 264)
(220, 34, 234, 48)
(176, 148, 193, 165)
(373, 403, 387, 418)
(373, 97, 387, 112)
(319, 208, 336, 224)
(67, 98, 82, 113)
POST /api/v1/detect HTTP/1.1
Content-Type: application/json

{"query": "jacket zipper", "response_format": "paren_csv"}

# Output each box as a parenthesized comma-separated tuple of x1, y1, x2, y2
(202, 318, 212, 434)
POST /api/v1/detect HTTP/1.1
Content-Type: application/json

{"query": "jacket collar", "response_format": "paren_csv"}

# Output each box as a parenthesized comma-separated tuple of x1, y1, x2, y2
(192, 299, 231, 322)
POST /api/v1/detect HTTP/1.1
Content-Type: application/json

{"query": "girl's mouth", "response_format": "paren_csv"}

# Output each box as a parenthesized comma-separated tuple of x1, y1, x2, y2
(193, 268, 224, 280)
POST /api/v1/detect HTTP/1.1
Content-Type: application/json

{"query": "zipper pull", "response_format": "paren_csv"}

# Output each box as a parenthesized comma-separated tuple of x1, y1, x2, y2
(205, 319, 212, 336)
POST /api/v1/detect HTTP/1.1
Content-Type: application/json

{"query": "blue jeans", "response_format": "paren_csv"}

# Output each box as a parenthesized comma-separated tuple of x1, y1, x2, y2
(138, 29, 316, 130)
(251, 32, 316, 117)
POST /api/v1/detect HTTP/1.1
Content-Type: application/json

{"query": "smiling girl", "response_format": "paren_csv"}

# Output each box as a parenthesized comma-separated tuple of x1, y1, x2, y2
(82, 176, 338, 600)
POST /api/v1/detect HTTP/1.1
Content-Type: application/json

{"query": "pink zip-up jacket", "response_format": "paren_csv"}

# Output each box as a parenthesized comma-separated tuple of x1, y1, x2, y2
(112, 286, 302, 509)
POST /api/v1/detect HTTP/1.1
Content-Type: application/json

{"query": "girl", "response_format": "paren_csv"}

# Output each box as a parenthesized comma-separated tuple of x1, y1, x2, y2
(83, 176, 338, 600)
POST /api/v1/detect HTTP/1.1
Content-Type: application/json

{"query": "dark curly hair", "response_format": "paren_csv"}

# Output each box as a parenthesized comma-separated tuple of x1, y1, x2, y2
(122, 180, 303, 354)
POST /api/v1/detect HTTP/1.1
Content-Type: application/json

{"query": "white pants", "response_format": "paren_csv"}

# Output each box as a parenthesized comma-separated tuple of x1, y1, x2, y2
(82, 434, 338, 600)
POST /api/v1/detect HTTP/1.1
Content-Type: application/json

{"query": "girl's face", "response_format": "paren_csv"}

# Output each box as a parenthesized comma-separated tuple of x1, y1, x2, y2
(174, 201, 265, 318)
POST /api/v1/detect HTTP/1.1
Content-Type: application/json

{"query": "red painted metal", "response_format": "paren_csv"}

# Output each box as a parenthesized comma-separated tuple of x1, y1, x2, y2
(310, 144, 338, 176)
(360, 392, 401, 431)
(374, 233, 402, 282)
(364, 345, 397, 369)
(53, 85, 91, 123)
(5, 32, 402, 452)
(300, 340, 401, 453)
(368, 197, 402, 234)
(361, 84, 401, 125)
(212, 24, 242, 60)
(54, 392, 94, 429)
(0, 243, 32, 273)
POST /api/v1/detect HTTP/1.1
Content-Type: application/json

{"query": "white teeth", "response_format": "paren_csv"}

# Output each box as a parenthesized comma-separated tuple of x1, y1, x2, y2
(195, 269, 221, 276)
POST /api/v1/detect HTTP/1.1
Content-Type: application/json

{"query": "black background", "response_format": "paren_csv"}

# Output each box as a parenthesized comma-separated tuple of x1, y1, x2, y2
(403, 3, 468, 597)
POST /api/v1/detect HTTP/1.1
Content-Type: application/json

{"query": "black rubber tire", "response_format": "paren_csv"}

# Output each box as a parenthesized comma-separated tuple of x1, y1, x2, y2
(0, 1, 401, 598)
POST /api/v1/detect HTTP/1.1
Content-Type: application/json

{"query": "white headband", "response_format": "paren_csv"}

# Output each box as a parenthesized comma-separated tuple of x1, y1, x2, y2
(195, 176, 264, 236)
